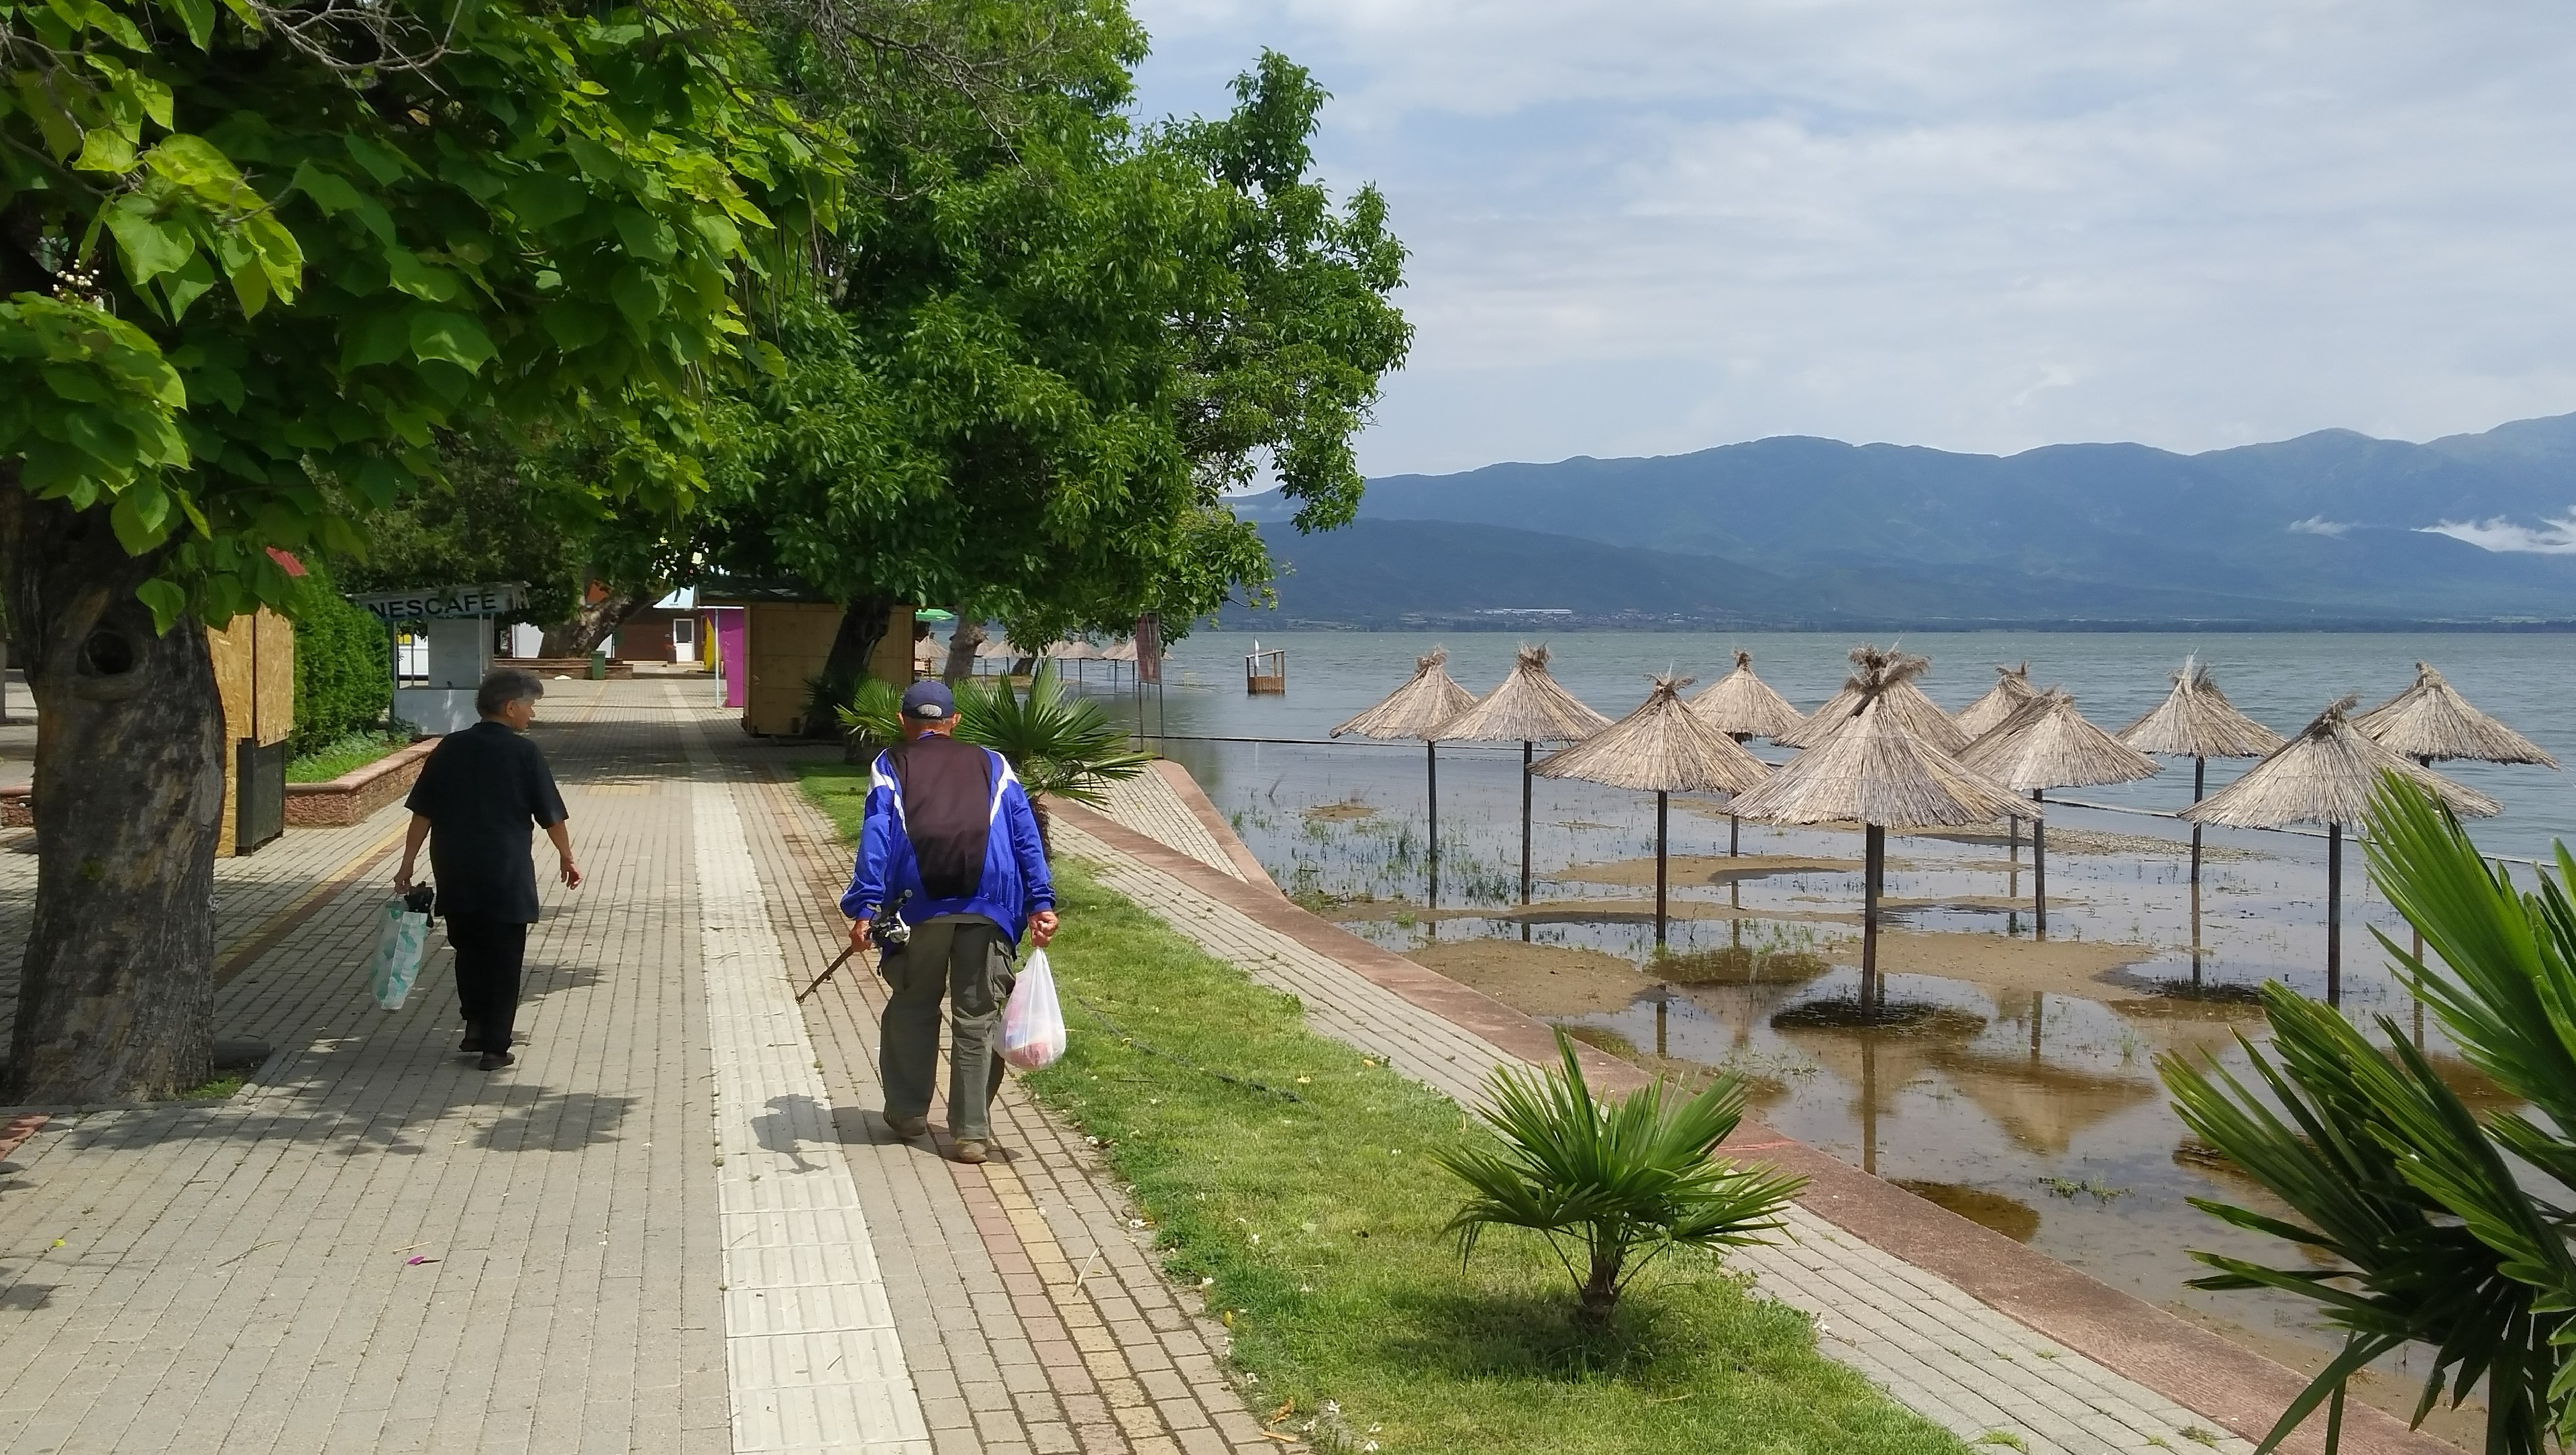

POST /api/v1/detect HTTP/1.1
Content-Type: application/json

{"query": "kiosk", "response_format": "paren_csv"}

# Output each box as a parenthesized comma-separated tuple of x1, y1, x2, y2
(354, 583, 527, 734)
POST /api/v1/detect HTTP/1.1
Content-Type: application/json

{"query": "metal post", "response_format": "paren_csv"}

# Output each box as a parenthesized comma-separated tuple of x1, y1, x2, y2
(2190, 756, 2206, 886)
(2327, 821, 2342, 1004)
(1520, 740, 1534, 904)
(1655, 791, 1670, 948)
(2031, 789, 2047, 938)
(1729, 813, 1739, 857)
(1425, 740, 1439, 909)
(1862, 823, 1884, 1012)
(2189, 876, 2204, 986)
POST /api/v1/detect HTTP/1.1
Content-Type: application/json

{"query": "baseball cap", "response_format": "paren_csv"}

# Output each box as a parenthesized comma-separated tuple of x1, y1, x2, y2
(900, 680, 956, 720)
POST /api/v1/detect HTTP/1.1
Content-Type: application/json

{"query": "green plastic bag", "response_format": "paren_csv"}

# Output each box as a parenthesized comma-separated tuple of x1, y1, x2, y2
(366, 896, 429, 1011)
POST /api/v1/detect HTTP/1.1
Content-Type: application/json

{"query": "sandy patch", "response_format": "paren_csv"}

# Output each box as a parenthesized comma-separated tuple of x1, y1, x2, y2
(1302, 797, 1378, 822)
(1555, 854, 1861, 888)
(1405, 939, 1655, 1018)
(1815, 926, 2163, 1000)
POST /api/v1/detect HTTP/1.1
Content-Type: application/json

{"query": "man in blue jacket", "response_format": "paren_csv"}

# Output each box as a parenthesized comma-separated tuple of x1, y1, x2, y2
(843, 680, 1058, 1164)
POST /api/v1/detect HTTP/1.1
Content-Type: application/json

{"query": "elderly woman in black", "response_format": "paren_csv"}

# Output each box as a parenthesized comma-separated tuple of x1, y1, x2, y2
(395, 667, 581, 1069)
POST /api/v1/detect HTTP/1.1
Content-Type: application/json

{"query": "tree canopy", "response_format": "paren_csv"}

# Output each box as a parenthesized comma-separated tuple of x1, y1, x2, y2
(694, 42, 1410, 656)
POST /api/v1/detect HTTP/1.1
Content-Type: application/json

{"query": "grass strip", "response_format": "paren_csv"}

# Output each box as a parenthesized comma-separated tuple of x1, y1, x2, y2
(287, 730, 411, 784)
(1031, 860, 1967, 1455)
(790, 762, 1967, 1453)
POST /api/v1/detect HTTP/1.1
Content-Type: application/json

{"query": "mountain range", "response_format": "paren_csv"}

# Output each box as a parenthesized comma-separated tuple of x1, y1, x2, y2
(1222, 412, 2576, 630)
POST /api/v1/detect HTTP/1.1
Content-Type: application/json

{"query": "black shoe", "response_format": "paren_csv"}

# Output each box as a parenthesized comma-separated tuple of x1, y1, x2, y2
(460, 1032, 515, 1054)
(476, 1051, 516, 1071)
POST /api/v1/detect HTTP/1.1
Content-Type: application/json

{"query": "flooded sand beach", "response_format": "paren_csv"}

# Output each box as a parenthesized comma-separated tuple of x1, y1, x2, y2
(1090, 630, 2576, 1444)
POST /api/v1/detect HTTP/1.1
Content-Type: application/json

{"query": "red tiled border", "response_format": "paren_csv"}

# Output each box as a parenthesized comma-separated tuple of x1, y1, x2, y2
(1053, 798, 2450, 1455)
(0, 1113, 46, 1162)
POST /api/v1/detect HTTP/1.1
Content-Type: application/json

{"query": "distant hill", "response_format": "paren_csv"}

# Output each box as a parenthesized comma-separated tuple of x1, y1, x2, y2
(1224, 413, 2576, 628)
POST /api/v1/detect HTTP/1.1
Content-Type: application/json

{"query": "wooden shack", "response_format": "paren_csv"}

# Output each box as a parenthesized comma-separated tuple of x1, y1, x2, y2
(699, 579, 915, 735)
(1246, 645, 1286, 695)
(206, 607, 295, 854)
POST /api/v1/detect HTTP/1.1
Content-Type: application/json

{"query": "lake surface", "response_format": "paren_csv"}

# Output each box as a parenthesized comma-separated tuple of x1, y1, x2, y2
(1070, 629, 2573, 1442)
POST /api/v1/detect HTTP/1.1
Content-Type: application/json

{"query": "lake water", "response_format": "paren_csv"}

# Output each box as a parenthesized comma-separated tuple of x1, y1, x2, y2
(1070, 629, 2575, 1442)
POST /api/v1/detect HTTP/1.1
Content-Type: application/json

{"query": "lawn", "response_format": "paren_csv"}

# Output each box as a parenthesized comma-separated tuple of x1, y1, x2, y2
(791, 764, 1967, 1454)
(287, 730, 413, 783)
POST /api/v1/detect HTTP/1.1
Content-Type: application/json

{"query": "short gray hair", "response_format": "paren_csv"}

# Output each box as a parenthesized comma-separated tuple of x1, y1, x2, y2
(476, 667, 546, 719)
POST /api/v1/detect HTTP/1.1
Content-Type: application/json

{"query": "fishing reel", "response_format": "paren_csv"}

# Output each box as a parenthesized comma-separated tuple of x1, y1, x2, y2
(876, 890, 913, 948)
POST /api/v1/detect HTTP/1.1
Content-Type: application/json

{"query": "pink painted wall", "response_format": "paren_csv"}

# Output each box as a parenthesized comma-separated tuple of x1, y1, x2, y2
(713, 609, 748, 709)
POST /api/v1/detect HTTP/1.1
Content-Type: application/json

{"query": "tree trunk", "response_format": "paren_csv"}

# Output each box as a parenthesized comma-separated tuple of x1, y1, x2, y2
(552, 587, 650, 657)
(941, 617, 984, 685)
(815, 595, 896, 741)
(0, 487, 223, 1102)
(1574, 1254, 1622, 1329)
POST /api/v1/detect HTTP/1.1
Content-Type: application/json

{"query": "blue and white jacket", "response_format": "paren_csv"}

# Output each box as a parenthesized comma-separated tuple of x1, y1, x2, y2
(840, 744, 1054, 944)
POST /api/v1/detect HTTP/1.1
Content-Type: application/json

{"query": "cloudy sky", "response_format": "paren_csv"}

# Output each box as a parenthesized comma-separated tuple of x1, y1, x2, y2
(1127, 1, 2576, 479)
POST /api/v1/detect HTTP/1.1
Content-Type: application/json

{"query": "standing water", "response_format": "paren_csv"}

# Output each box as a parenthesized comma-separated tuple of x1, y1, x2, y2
(1083, 630, 2576, 1445)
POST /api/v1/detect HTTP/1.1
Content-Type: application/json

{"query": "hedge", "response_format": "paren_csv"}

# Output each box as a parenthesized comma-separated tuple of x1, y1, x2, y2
(292, 579, 393, 752)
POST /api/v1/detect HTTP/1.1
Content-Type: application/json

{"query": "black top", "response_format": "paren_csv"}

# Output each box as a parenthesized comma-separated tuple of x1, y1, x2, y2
(887, 734, 995, 901)
(405, 720, 568, 923)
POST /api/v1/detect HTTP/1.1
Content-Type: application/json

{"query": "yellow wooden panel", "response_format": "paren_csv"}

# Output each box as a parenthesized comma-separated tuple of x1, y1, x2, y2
(255, 607, 295, 745)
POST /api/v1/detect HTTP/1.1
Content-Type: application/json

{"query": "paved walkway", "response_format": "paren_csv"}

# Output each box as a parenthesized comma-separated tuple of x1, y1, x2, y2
(0, 681, 1270, 1455)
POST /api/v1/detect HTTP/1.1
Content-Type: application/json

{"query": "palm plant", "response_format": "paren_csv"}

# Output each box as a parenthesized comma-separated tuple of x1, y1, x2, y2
(956, 662, 1153, 844)
(832, 677, 905, 762)
(1434, 1030, 1806, 1329)
(2158, 776, 2576, 1454)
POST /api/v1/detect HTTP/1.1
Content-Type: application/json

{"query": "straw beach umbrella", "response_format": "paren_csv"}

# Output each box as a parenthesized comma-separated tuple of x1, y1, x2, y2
(1440, 644, 1614, 907)
(1687, 650, 1804, 856)
(2183, 697, 2500, 1000)
(1534, 674, 1771, 946)
(1776, 654, 1971, 754)
(2356, 661, 2558, 768)
(1333, 647, 1477, 899)
(1952, 664, 2039, 740)
(2118, 656, 2285, 885)
(1958, 691, 2161, 934)
(1729, 647, 2028, 1010)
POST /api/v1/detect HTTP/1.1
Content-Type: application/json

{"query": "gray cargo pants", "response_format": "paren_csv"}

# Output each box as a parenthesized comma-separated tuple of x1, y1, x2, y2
(878, 913, 1017, 1142)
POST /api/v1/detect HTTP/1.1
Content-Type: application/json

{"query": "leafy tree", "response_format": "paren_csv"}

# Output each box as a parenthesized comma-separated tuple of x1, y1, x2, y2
(0, 0, 832, 1098)
(2159, 778, 2576, 1453)
(698, 44, 1409, 705)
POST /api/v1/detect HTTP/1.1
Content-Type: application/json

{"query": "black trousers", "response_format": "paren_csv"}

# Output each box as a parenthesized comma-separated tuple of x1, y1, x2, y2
(446, 913, 530, 1044)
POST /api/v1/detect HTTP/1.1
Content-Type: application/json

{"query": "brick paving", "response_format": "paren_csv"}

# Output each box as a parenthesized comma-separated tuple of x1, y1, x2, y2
(0, 679, 1281, 1455)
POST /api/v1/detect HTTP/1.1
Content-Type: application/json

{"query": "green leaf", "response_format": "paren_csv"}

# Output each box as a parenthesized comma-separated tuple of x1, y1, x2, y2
(408, 310, 496, 373)
(612, 207, 676, 263)
(101, 197, 193, 283)
(160, 250, 217, 319)
(384, 248, 460, 302)
(135, 579, 187, 633)
(142, 133, 244, 191)
(504, 172, 588, 230)
(338, 309, 411, 370)
(160, 0, 213, 48)
(109, 481, 170, 552)
(342, 132, 405, 185)
(74, 126, 138, 174)
(609, 264, 662, 335)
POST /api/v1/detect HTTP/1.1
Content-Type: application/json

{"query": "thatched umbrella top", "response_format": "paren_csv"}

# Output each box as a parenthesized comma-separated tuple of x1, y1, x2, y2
(1686, 649, 1805, 741)
(1775, 648, 1971, 754)
(2118, 656, 2284, 760)
(2354, 662, 2558, 768)
(1728, 648, 2030, 828)
(1332, 646, 1477, 742)
(1534, 675, 1772, 795)
(1957, 689, 2161, 793)
(1952, 663, 2039, 740)
(1437, 644, 1612, 744)
(2182, 697, 2501, 830)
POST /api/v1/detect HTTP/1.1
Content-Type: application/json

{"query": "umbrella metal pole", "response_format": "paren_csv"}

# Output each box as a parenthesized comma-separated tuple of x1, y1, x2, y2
(2190, 757, 2206, 886)
(2327, 822, 2342, 1004)
(1862, 824, 1884, 1013)
(1655, 791, 1670, 948)
(1520, 742, 1534, 903)
(1426, 742, 1439, 911)
(1730, 813, 1739, 857)
(2031, 791, 2047, 939)
(2189, 877, 2203, 987)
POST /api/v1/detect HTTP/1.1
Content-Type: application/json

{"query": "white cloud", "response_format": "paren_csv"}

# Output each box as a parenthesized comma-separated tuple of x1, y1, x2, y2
(2287, 517, 2352, 537)
(1129, 1, 2576, 475)
(2422, 514, 2576, 554)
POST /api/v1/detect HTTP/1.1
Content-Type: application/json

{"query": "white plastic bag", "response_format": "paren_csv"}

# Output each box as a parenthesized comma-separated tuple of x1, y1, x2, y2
(999, 948, 1067, 1070)
(366, 897, 430, 1011)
